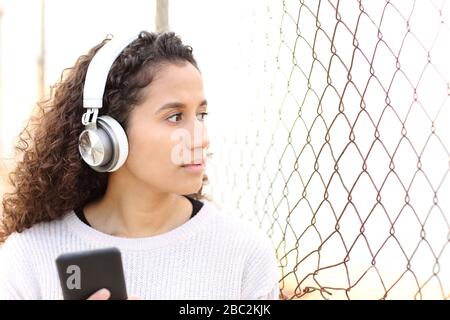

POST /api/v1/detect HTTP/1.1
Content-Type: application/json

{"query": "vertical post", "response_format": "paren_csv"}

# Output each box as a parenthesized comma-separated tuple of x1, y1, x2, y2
(37, 0, 45, 99)
(0, 4, 4, 158)
(155, 0, 169, 32)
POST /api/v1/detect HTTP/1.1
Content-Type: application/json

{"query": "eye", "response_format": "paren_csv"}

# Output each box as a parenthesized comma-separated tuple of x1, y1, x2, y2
(198, 112, 209, 121)
(167, 113, 182, 123)
(167, 112, 209, 123)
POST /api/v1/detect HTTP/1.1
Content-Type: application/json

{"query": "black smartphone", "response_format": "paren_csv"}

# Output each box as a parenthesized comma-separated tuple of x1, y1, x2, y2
(55, 247, 128, 300)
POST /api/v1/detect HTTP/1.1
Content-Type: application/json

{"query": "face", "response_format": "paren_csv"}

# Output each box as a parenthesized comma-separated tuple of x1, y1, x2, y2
(123, 62, 210, 195)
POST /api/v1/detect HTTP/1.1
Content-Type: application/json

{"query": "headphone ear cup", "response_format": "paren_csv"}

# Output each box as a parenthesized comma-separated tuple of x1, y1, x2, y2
(97, 115, 129, 172)
(78, 115, 129, 172)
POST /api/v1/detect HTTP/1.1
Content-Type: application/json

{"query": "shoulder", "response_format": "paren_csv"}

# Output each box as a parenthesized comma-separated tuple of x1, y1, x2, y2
(0, 214, 70, 299)
(204, 201, 274, 249)
(0, 218, 63, 263)
(0, 212, 71, 266)
(204, 201, 277, 267)
(1, 215, 68, 253)
(204, 202, 280, 299)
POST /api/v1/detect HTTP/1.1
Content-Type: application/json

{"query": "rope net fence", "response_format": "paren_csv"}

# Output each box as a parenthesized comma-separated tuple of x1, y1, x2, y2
(196, 0, 450, 300)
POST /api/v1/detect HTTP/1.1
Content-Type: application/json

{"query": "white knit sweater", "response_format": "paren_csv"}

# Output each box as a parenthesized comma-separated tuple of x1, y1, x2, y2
(0, 200, 280, 300)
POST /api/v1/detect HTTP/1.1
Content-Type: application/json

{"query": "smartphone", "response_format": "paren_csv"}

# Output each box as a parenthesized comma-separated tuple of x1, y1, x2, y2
(55, 247, 128, 300)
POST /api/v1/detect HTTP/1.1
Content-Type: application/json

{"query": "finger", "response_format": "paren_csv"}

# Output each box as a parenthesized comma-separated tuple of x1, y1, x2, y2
(87, 288, 111, 300)
(127, 295, 141, 300)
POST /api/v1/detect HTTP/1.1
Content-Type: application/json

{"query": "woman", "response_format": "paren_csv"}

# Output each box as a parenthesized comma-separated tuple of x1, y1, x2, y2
(0, 31, 280, 300)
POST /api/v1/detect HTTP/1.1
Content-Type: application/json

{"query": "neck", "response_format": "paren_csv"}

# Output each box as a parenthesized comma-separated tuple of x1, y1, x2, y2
(84, 172, 192, 238)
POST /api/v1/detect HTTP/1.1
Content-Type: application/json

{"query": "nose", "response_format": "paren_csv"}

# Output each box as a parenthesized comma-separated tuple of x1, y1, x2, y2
(180, 114, 208, 164)
(170, 115, 210, 166)
(189, 117, 209, 156)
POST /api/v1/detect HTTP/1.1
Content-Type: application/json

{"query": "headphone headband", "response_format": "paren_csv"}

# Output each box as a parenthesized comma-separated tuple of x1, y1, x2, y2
(83, 34, 139, 110)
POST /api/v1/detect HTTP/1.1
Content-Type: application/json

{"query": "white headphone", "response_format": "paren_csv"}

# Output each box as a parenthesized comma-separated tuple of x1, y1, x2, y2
(79, 34, 139, 172)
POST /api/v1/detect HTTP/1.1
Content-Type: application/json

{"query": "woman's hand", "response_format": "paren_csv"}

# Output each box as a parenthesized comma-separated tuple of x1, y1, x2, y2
(87, 288, 110, 300)
(87, 288, 140, 300)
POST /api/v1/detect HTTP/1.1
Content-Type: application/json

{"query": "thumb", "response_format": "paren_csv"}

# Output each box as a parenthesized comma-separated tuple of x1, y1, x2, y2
(87, 288, 111, 300)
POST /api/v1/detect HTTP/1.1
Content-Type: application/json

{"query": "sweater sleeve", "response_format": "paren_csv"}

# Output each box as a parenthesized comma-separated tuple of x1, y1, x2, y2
(240, 230, 280, 300)
(0, 232, 40, 299)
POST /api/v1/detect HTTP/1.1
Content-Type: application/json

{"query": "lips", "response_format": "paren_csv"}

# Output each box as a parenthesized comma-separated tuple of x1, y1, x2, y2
(181, 160, 204, 166)
(181, 161, 206, 174)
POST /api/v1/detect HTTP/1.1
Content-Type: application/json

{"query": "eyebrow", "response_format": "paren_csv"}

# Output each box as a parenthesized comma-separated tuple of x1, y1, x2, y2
(155, 99, 208, 115)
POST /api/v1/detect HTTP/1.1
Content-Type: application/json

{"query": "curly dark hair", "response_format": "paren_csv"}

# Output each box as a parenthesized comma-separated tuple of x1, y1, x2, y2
(0, 31, 211, 243)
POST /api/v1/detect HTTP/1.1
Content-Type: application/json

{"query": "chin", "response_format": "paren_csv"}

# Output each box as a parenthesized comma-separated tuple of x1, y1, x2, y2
(176, 182, 203, 196)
